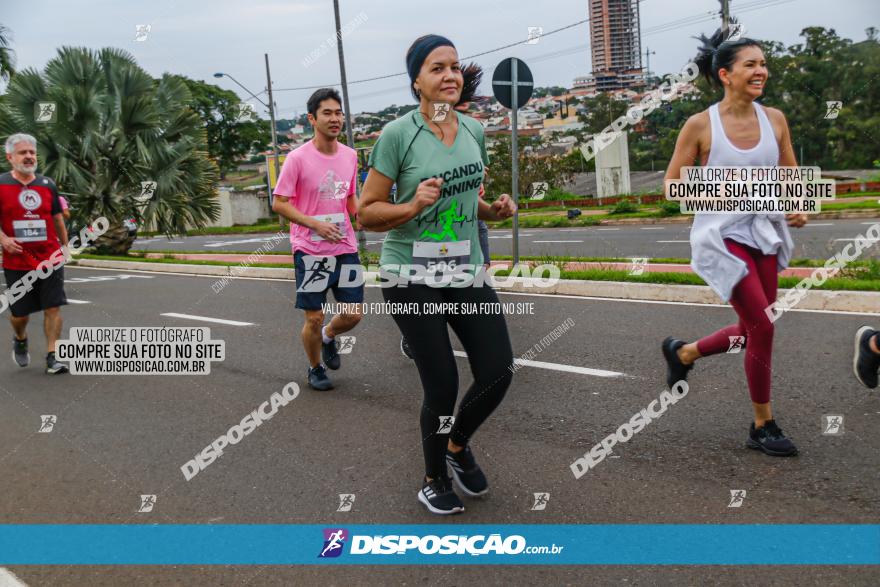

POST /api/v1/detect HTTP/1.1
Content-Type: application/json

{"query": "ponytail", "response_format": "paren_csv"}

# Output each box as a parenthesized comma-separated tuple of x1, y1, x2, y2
(693, 18, 762, 88)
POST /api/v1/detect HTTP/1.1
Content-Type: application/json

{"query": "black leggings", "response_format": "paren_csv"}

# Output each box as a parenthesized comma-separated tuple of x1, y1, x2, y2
(383, 283, 514, 479)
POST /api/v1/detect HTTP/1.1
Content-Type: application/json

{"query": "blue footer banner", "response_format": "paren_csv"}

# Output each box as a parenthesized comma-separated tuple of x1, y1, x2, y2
(0, 525, 877, 565)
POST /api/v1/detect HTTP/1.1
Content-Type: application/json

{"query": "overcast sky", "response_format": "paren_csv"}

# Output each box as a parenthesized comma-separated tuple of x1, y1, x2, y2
(3, 0, 878, 119)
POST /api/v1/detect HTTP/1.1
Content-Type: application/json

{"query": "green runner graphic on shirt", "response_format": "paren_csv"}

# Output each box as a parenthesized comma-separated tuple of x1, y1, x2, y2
(419, 200, 466, 241)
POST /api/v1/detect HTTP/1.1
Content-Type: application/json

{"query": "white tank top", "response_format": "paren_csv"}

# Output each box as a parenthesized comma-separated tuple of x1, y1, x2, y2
(706, 101, 779, 249)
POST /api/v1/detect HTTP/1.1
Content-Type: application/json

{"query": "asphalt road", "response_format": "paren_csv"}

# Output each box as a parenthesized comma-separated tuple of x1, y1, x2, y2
(0, 267, 878, 585)
(131, 217, 880, 261)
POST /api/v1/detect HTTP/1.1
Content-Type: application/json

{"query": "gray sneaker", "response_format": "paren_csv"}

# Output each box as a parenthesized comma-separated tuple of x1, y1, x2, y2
(46, 352, 68, 375)
(12, 337, 29, 367)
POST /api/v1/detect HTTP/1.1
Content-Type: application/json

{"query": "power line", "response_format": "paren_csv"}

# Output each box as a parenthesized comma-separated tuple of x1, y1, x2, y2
(269, 0, 797, 115)
(272, 0, 794, 95)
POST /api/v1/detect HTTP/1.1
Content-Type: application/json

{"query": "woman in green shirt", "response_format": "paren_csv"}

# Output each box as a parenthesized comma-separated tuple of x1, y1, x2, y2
(359, 34, 516, 515)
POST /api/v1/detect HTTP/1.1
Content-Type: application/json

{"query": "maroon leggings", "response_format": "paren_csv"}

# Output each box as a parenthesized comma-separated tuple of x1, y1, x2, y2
(696, 239, 778, 404)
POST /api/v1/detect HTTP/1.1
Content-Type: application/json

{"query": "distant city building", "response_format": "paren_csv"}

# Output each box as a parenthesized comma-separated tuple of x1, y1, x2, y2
(577, 0, 644, 92)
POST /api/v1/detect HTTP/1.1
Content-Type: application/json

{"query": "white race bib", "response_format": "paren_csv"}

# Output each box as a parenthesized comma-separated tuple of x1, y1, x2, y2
(412, 240, 470, 273)
(13, 219, 48, 242)
(309, 213, 348, 242)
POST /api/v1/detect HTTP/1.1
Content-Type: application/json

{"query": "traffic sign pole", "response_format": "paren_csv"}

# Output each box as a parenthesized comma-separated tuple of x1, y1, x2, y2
(492, 57, 532, 268)
(511, 58, 519, 266)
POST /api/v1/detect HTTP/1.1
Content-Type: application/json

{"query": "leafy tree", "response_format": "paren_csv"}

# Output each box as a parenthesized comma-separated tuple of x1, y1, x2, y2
(0, 24, 14, 81)
(178, 77, 270, 178)
(0, 47, 220, 254)
(485, 135, 577, 198)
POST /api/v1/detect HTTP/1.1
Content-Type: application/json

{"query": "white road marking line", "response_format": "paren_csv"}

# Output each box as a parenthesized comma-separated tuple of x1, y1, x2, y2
(160, 313, 254, 326)
(656, 240, 690, 243)
(558, 228, 587, 232)
(805, 223, 834, 226)
(452, 350, 624, 378)
(0, 568, 28, 587)
(66, 299, 91, 304)
(496, 290, 880, 316)
(596, 228, 620, 231)
(860, 222, 879, 225)
(65, 274, 154, 284)
(488, 235, 513, 239)
(640, 227, 665, 230)
(204, 236, 281, 248)
(532, 240, 584, 243)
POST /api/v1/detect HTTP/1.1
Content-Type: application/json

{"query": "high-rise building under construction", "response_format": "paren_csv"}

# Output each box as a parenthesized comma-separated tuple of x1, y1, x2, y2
(575, 0, 644, 92)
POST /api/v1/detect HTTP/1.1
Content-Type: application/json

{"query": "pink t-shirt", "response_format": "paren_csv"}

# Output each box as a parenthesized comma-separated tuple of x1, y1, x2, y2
(58, 196, 69, 210)
(273, 140, 358, 256)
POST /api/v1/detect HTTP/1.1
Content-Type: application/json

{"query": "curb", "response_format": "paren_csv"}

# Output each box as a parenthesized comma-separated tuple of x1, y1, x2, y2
(503, 209, 880, 227)
(73, 258, 880, 314)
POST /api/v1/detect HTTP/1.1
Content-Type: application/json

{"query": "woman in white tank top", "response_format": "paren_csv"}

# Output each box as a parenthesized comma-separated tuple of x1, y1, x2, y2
(660, 21, 808, 457)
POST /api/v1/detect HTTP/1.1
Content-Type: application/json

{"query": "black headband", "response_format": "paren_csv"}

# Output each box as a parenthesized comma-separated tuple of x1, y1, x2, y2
(406, 35, 455, 98)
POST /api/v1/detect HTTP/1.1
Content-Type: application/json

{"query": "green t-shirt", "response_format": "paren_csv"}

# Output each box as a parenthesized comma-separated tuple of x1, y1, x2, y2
(368, 109, 489, 278)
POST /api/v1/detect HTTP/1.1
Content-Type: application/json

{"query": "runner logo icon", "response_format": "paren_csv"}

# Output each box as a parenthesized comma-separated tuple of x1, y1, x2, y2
(531, 493, 550, 510)
(822, 414, 844, 435)
(336, 336, 356, 354)
(824, 101, 842, 119)
(727, 336, 746, 353)
(319, 528, 348, 558)
(38, 415, 57, 433)
(138, 494, 156, 513)
(298, 255, 337, 293)
(628, 257, 648, 276)
(437, 416, 455, 433)
(337, 494, 355, 512)
(727, 490, 746, 508)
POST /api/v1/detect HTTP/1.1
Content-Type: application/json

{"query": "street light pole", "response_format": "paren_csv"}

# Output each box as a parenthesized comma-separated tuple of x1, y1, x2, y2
(213, 68, 279, 216)
(333, 0, 366, 253)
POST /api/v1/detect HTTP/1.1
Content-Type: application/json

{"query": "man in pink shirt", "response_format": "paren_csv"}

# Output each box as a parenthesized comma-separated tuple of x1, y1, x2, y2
(272, 88, 363, 391)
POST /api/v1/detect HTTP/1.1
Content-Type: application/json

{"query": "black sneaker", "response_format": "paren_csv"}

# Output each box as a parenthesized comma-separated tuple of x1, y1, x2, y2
(307, 364, 334, 391)
(322, 339, 340, 370)
(662, 337, 693, 389)
(12, 337, 29, 367)
(746, 419, 798, 456)
(400, 336, 415, 360)
(853, 326, 879, 389)
(446, 445, 489, 497)
(45, 352, 68, 375)
(417, 476, 464, 515)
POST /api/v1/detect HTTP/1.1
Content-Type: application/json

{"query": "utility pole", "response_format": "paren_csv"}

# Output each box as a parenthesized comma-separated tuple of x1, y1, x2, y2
(644, 47, 656, 80)
(720, 0, 730, 30)
(333, 0, 366, 252)
(264, 53, 280, 217)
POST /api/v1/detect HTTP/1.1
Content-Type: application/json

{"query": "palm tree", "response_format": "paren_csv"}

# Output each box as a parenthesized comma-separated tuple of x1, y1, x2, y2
(0, 46, 219, 254)
(0, 24, 15, 81)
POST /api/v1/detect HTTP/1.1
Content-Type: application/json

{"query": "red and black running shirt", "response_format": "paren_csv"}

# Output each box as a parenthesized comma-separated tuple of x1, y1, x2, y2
(0, 172, 63, 270)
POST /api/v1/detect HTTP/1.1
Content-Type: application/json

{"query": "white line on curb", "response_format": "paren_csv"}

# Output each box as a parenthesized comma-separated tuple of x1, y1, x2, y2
(656, 240, 689, 243)
(452, 350, 624, 378)
(533, 240, 584, 243)
(640, 227, 665, 230)
(68, 264, 880, 317)
(160, 313, 254, 326)
(66, 299, 91, 304)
